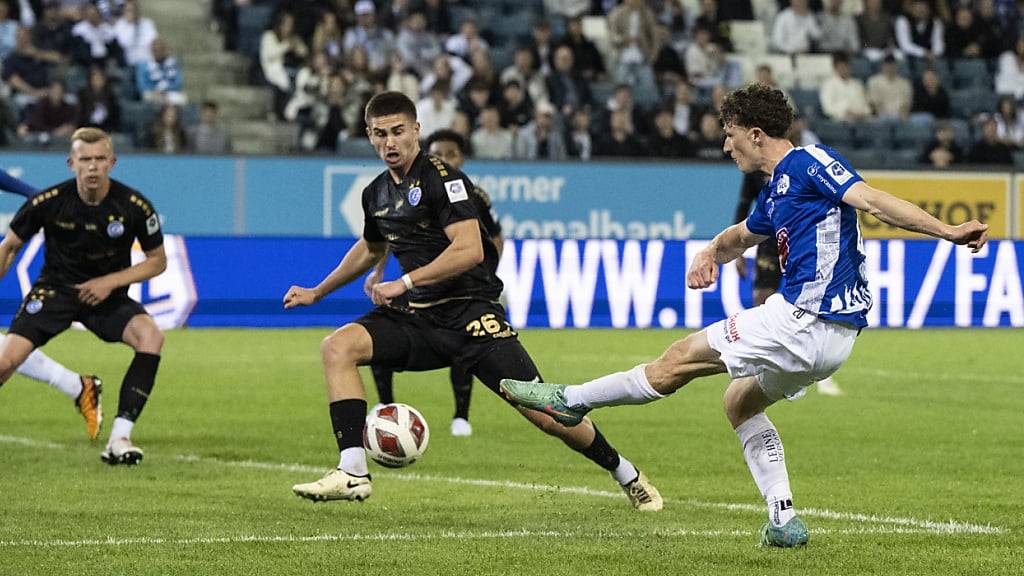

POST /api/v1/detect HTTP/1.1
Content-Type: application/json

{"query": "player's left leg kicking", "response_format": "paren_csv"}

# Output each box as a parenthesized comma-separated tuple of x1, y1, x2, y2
(501, 295, 857, 546)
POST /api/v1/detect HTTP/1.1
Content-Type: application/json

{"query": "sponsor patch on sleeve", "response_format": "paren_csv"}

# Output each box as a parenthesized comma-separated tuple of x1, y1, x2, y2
(146, 214, 160, 235)
(826, 162, 853, 185)
(444, 179, 469, 203)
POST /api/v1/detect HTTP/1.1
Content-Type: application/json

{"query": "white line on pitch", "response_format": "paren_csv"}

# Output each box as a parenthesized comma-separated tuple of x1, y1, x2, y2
(0, 526, 958, 549)
(0, 435, 1007, 536)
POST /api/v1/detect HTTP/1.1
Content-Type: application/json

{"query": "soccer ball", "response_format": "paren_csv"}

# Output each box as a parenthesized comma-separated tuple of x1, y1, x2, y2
(363, 403, 430, 468)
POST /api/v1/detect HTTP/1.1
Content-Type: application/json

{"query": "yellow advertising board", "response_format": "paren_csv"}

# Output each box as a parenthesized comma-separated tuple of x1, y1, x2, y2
(857, 171, 1011, 239)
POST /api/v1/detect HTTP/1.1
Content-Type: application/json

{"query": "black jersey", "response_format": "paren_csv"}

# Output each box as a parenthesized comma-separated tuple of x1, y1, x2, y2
(9, 178, 163, 292)
(362, 152, 503, 306)
(471, 184, 501, 241)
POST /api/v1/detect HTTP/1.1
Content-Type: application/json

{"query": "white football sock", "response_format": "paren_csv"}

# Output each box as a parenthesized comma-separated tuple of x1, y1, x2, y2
(16, 348, 82, 400)
(110, 417, 134, 442)
(735, 412, 795, 527)
(338, 447, 369, 477)
(563, 364, 665, 409)
(611, 454, 639, 485)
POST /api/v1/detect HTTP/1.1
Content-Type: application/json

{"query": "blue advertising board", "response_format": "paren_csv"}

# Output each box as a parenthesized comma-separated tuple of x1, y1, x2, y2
(1, 238, 1020, 329)
(1, 153, 740, 239)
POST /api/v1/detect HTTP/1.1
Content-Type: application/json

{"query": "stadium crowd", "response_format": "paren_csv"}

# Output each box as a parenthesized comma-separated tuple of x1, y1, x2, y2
(3, 0, 1024, 168)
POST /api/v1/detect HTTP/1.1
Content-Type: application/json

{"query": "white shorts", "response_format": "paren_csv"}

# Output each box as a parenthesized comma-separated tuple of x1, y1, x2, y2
(705, 294, 858, 402)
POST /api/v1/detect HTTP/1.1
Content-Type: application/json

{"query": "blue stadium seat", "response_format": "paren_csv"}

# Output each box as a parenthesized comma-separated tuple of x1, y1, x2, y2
(336, 138, 377, 158)
(951, 88, 998, 118)
(1013, 151, 1024, 170)
(812, 119, 854, 147)
(238, 4, 274, 58)
(120, 100, 159, 147)
(849, 56, 874, 81)
(448, 5, 478, 32)
(492, 10, 535, 44)
(789, 88, 820, 119)
(589, 80, 615, 107)
(948, 118, 973, 149)
(884, 148, 921, 169)
(951, 58, 992, 89)
(891, 119, 935, 149)
(852, 121, 894, 150)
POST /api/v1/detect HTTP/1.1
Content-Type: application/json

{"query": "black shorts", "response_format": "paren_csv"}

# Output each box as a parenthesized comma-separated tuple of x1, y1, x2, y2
(8, 284, 148, 347)
(355, 299, 540, 395)
(754, 240, 782, 291)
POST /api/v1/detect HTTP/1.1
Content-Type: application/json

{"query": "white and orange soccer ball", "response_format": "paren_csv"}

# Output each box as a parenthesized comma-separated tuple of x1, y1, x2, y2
(363, 403, 430, 468)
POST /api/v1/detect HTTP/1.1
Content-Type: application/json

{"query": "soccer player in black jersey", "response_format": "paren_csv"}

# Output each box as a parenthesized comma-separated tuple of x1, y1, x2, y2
(366, 129, 504, 438)
(284, 92, 661, 509)
(0, 128, 166, 465)
(0, 168, 104, 440)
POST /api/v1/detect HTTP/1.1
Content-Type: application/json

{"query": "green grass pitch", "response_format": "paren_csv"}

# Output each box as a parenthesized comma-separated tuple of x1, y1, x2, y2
(1, 328, 1021, 575)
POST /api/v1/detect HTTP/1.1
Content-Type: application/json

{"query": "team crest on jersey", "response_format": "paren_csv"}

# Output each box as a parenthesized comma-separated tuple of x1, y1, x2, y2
(107, 220, 125, 238)
(775, 174, 790, 195)
(26, 299, 42, 314)
(826, 162, 853, 185)
(408, 187, 422, 206)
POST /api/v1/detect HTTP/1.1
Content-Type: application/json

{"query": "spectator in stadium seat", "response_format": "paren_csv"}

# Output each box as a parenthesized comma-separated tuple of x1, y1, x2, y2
(150, 103, 186, 154)
(470, 105, 514, 159)
(544, 0, 590, 19)
(771, 0, 821, 55)
(895, 0, 944, 63)
(684, 25, 725, 90)
(396, 11, 441, 78)
(558, 15, 607, 82)
(691, 110, 728, 160)
(136, 37, 185, 105)
(497, 79, 533, 129)
(285, 52, 332, 123)
(646, 107, 692, 159)
(450, 110, 472, 146)
(692, 0, 727, 47)
(857, 0, 896, 62)
(385, 53, 419, 102)
(70, 3, 121, 68)
(993, 94, 1024, 147)
(0, 0, 19, 61)
(945, 6, 986, 60)
(867, 55, 913, 120)
(968, 115, 1014, 164)
(528, 20, 556, 78)
(919, 122, 961, 167)
(819, 53, 872, 122)
(187, 99, 231, 154)
(113, 0, 157, 67)
(513, 100, 566, 160)
(606, 82, 646, 136)
(467, 48, 498, 96)
(312, 10, 344, 69)
(316, 75, 349, 152)
(566, 106, 594, 160)
(607, 0, 658, 97)
(457, 79, 494, 129)
(651, 24, 686, 87)
(420, 54, 472, 99)
(818, 0, 860, 55)
(670, 78, 696, 138)
(595, 108, 648, 158)
(420, 0, 451, 36)
(77, 65, 121, 133)
(379, 0, 413, 31)
(910, 66, 952, 121)
(17, 79, 77, 144)
(977, 0, 1015, 58)
(343, 0, 394, 75)
(32, 1, 73, 59)
(416, 80, 456, 141)
(500, 47, 549, 108)
(444, 20, 488, 64)
(547, 45, 592, 117)
(995, 36, 1024, 99)
(2, 27, 58, 111)
(261, 12, 309, 118)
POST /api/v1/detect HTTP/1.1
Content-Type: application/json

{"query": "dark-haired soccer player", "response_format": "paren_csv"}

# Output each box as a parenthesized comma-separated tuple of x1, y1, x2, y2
(0, 128, 167, 465)
(366, 129, 504, 437)
(501, 83, 987, 546)
(284, 91, 661, 510)
(1, 168, 104, 440)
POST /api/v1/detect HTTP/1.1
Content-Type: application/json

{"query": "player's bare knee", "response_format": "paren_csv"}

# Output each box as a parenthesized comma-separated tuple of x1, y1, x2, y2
(138, 326, 164, 354)
(320, 326, 366, 367)
(650, 334, 703, 392)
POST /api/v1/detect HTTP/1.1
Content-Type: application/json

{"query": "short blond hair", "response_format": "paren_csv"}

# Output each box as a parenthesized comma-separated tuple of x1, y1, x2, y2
(70, 127, 114, 151)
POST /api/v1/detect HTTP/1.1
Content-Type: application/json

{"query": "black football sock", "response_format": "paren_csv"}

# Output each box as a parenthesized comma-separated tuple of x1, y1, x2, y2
(450, 366, 473, 420)
(117, 352, 160, 421)
(370, 365, 395, 404)
(575, 425, 620, 472)
(330, 398, 367, 453)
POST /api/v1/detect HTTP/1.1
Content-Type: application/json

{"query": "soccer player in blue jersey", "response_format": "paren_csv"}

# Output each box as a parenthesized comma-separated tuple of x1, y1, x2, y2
(500, 84, 988, 547)
(1, 168, 104, 441)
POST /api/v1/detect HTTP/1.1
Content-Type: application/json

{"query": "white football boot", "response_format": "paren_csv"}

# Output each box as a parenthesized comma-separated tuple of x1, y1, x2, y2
(101, 437, 144, 465)
(292, 468, 372, 502)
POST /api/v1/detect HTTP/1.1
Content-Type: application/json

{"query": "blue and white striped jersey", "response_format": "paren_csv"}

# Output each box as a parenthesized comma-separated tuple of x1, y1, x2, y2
(745, 144, 872, 328)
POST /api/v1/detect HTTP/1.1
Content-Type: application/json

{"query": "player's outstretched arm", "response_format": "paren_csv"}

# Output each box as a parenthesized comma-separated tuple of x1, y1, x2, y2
(0, 231, 26, 281)
(0, 170, 38, 198)
(842, 182, 989, 252)
(284, 238, 387, 309)
(688, 222, 769, 289)
(76, 245, 168, 306)
(370, 219, 484, 305)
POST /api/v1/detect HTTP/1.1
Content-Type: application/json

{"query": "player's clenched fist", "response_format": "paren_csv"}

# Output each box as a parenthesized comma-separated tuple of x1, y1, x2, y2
(283, 286, 318, 308)
(371, 279, 406, 306)
(687, 250, 719, 289)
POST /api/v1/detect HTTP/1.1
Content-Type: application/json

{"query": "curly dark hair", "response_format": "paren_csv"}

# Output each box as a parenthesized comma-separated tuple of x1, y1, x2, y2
(364, 91, 417, 124)
(718, 84, 794, 138)
(426, 129, 468, 154)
